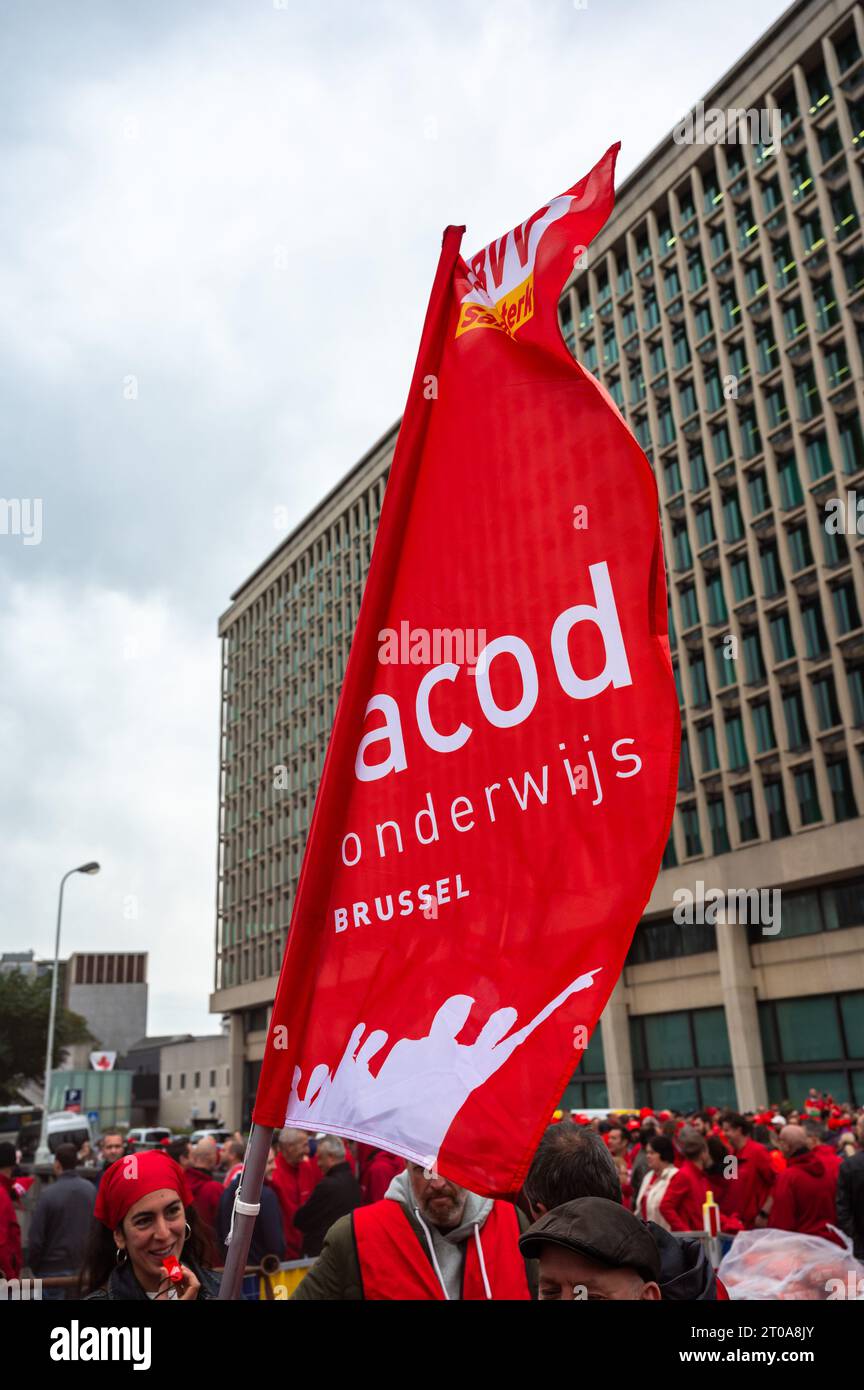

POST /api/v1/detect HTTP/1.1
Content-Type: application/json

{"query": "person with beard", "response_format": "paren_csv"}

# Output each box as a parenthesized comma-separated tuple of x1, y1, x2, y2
(290, 1160, 536, 1300)
(522, 1121, 723, 1300)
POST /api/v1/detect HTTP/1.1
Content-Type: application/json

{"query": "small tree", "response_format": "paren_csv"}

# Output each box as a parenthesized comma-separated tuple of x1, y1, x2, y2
(0, 968, 93, 1103)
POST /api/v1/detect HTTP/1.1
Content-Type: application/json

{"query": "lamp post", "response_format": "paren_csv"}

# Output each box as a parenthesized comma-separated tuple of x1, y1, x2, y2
(35, 862, 101, 1165)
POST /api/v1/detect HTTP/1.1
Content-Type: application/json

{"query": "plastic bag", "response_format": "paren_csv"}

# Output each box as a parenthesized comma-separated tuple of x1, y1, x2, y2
(718, 1227, 864, 1300)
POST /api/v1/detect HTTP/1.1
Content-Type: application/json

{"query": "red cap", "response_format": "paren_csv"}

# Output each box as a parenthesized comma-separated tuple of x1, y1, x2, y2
(94, 1150, 192, 1231)
(639, 1107, 654, 1119)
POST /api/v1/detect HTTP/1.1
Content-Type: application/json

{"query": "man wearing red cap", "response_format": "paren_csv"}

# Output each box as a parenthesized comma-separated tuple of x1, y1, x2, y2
(720, 1111, 776, 1229)
(83, 1150, 220, 1300)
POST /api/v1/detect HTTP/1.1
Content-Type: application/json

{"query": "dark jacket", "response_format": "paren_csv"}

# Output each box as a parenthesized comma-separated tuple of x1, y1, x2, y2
(28, 1171, 95, 1274)
(294, 1161, 364, 1258)
(647, 1221, 718, 1300)
(836, 1150, 864, 1260)
(84, 1250, 220, 1301)
(218, 1176, 284, 1266)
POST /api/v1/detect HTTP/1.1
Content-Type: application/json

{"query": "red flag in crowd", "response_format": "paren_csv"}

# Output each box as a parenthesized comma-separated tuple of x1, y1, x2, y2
(253, 143, 680, 1194)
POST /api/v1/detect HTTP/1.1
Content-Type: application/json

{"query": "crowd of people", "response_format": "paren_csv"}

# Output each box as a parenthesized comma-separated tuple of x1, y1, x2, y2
(0, 1087, 862, 1300)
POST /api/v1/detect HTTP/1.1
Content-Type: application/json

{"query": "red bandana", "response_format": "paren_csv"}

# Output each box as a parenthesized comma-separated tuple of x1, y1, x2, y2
(94, 1151, 193, 1230)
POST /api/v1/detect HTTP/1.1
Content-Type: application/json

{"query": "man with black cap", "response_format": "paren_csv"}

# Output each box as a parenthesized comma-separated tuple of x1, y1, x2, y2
(522, 1121, 720, 1299)
(520, 1197, 662, 1300)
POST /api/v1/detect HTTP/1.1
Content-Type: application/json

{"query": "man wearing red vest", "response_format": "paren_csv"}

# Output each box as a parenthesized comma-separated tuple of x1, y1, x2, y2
(270, 1128, 322, 1260)
(720, 1111, 776, 1228)
(290, 1161, 536, 1299)
(769, 1124, 843, 1246)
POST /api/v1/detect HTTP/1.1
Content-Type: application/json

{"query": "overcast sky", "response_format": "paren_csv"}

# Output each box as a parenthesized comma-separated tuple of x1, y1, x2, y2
(0, 0, 792, 1039)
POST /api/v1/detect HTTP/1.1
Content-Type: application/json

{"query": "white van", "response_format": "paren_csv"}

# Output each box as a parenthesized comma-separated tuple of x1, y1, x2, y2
(46, 1110, 94, 1153)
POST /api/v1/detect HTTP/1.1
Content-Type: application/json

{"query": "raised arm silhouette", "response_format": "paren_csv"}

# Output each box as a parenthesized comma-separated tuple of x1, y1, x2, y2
(285, 969, 602, 1163)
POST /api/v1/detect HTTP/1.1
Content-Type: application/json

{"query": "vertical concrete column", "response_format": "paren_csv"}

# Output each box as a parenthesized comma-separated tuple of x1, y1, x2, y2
(228, 1012, 245, 1132)
(601, 979, 635, 1109)
(716, 917, 768, 1112)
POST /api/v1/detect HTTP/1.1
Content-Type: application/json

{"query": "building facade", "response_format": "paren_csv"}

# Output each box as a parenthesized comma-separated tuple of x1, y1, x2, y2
(159, 1033, 231, 1131)
(213, 0, 864, 1128)
(64, 952, 149, 1070)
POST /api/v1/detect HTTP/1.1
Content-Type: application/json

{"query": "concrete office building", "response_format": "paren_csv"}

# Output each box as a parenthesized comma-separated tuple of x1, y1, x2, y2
(64, 952, 149, 1070)
(159, 1033, 232, 1132)
(213, 0, 864, 1128)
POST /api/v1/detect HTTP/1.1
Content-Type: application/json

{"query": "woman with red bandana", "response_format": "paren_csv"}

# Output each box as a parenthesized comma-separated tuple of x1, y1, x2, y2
(80, 1150, 220, 1300)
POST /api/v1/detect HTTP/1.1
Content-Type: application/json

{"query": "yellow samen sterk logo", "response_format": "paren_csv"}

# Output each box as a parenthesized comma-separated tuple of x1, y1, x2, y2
(456, 274, 535, 338)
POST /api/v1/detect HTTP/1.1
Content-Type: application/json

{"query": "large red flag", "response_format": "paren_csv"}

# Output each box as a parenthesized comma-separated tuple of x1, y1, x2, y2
(253, 143, 679, 1194)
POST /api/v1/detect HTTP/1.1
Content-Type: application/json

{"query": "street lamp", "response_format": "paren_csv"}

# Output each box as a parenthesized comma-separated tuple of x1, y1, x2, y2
(35, 862, 101, 1166)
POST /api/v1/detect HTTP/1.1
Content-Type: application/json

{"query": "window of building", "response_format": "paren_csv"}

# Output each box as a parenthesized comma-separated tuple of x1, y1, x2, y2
(560, 1028, 608, 1111)
(708, 797, 731, 855)
(179, 1073, 186, 1090)
(743, 628, 767, 683)
(672, 522, 693, 571)
(747, 469, 769, 515)
(755, 326, 778, 375)
(689, 653, 710, 706)
(679, 583, 699, 629)
(794, 765, 822, 825)
(782, 689, 809, 750)
(731, 553, 753, 602)
(664, 456, 682, 496)
(823, 525, 848, 567)
(800, 597, 829, 658)
(763, 777, 790, 838)
(694, 301, 713, 339)
(760, 543, 784, 598)
(759, 990, 864, 1107)
(697, 721, 720, 772)
(679, 733, 694, 791)
(681, 803, 703, 857)
(689, 446, 707, 492)
(832, 582, 861, 633)
(722, 490, 745, 542)
(811, 673, 840, 730)
(734, 785, 759, 842)
(725, 713, 748, 770)
(777, 454, 804, 508)
(832, 185, 858, 240)
(712, 424, 732, 465)
(706, 574, 728, 625)
(839, 416, 864, 473)
(752, 700, 777, 753)
(769, 611, 794, 663)
(166, 1075, 172, 1091)
(814, 284, 840, 334)
(714, 639, 736, 689)
(694, 504, 715, 547)
(787, 522, 813, 572)
(847, 666, 864, 724)
(629, 1007, 734, 1112)
(827, 757, 857, 821)
(765, 386, 787, 431)
(825, 343, 850, 391)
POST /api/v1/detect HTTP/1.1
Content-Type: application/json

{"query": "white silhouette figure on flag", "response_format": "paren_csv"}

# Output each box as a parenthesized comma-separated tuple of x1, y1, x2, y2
(286, 968, 602, 1163)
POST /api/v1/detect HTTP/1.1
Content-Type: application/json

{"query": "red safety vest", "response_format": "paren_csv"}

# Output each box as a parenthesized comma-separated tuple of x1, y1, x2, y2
(353, 1199, 531, 1301)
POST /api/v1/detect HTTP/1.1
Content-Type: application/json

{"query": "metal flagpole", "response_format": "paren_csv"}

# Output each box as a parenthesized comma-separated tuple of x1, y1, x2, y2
(218, 1122, 274, 1300)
